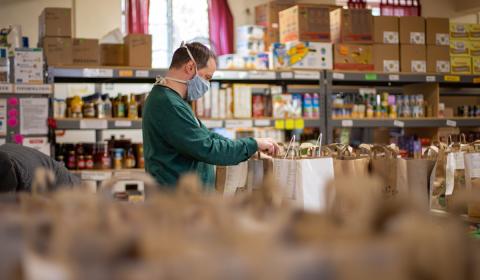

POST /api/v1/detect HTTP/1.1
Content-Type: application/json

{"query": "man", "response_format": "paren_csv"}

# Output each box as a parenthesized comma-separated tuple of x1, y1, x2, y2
(0, 143, 80, 192)
(143, 42, 279, 188)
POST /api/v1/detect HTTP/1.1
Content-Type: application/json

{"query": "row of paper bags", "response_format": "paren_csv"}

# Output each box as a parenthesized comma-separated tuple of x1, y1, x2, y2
(215, 142, 480, 216)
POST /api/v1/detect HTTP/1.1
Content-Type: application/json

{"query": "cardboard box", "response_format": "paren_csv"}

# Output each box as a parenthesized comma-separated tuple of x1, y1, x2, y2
(472, 56, 480, 74)
(399, 16, 425, 45)
(373, 16, 399, 44)
(373, 44, 399, 72)
(450, 39, 469, 56)
(285, 41, 332, 69)
(279, 5, 331, 43)
(469, 24, 480, 40)
(72, 38, 99, 66)
(40, 37, 73, 66)
(270, 43, 289, 69)
(450, 23, 469, 39)
(426, 18, 450, 46)
(124, 34, 152, 67)
(469, 40, 480, 56)
(331, 8, 373, 43)
(236, 25, 265, 55)
(427, 45, 450, 73)
(400, 45, 426, 73)
(333, 44, 373, 71)
(0, 48, 8, 83)
(10, 48, 44, 84)
(39, 8, 72, 38)
(450, 56, 471, 74)
(255, 2, 294, 49)
(100, 44, 125, 66)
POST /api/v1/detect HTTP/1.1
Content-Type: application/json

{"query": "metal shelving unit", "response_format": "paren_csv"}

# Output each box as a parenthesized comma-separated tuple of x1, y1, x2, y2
(325, 71, 480, 143)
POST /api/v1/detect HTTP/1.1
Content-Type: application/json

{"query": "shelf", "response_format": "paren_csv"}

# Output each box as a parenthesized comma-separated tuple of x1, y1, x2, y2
(0, 84, 53, 95)
(54, 118, 320, 130)
(71, 168, 145, 181)
(328, 71, 480, 85)
(330, 117, 480, 128)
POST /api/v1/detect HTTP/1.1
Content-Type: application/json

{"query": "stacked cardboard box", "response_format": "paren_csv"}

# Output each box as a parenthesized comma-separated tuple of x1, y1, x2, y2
(10, 48, 44, 84)
(255, 1, 294, 50)
(124, 34, 152, 68)
(469, 24, 480, 74)
(373, 16, 399, 72)
(426, 18, 450, 73)
(330, 8, 374, 71)
(450, 23, 471, 74)
(399, 16, 426, 73)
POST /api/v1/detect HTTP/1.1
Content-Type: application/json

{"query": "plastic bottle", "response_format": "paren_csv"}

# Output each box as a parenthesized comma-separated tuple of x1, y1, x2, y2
(96, 96, 106, 119)
(104, 96, 112, 118)
(128, 95, 139, 119)
(303, 93, 313, 118)
(312, 93, 320, 118)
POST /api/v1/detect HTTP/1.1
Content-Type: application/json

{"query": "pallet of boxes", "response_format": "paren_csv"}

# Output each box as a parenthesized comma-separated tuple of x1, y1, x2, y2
(450, 22, 480, 75)
(39, 7, 152, 68)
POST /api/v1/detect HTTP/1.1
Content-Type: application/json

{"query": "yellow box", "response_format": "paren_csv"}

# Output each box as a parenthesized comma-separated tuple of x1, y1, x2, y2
(450, 56, 472, 74)
(468, 24, 480, 40)
(450, 39, 470, 56)
(472, 56, 480, 74)
(469, 40, 480, 56)
(450, 23, 469, 38)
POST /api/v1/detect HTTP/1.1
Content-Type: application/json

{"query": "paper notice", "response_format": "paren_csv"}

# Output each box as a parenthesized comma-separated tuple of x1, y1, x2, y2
(22, 137, 50, 156)
(20, 98, 48, 135)
(0, 99, 6, 136)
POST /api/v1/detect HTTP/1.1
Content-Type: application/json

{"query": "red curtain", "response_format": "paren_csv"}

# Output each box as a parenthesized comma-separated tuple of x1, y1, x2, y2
(208, 0, 234, 55)
(380, 0, 422, 16)
(127, 0, 150, 34)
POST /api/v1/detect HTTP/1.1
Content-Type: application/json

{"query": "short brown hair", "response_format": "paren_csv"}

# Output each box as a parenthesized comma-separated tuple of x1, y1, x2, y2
(169, 42, 216, 70)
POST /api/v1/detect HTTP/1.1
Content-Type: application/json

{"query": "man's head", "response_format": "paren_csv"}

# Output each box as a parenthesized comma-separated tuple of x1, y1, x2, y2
(0, 151, 18, 192)
(169, 42, 217, 82)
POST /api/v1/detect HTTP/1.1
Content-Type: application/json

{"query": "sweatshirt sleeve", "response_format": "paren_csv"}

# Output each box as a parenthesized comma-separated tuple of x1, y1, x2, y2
(159, 102, 258, 166)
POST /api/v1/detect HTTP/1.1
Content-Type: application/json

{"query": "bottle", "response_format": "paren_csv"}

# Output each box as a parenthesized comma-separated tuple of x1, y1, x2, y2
(104, 97, 112, 118)
(366, 95, 374, 118)
(125, 147, 136, 168)
(137, 144, 144, 169)
(312, 93, 320, 118)
(67, 150, 76, 169)
(303, 93, 313, 118)
(77, 155, 86, 170)
(114, 94, 126, 118)
(71, 96, 83, 118)
(96, 96, 106, 119)
(128, 95, 139, 119)
(83, 102, 96, 118)
(85, 155, 94, 169)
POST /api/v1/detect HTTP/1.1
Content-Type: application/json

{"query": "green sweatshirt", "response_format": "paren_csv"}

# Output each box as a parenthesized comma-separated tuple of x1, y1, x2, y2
(142, 85, 258, 189)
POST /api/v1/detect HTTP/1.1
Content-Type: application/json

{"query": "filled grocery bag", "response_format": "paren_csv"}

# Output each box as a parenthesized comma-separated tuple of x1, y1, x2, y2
(464, 143, 480, 218)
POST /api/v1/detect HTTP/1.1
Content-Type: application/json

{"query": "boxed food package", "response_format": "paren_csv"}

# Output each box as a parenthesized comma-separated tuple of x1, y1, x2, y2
(236, 25, 265, 55)
(400, 45, 426, 73)
(218, 53, 269, 70)
(426, 45, 450, 73)
(124, 34, 152, 67)
(399, 16, 425, 45)
(373, 44, 399, 72)
(40, 37, 73, 66)
(331, 8, 373, 43)
(472, 56, 480, 74)
(426, 18, 450, 46)
(38, 8, 72, 38)
(450, 39, 470, 56)
(10, 48, 44, 84)
(233, 84, 252, 118)
(279, 5, 331, 43)
(270, 43, 289, 69)
(255, 2, 294, 50)
(286, 41, 332, 69)
(468, 24, 480, 40)
(1, 48, 10, 83)
(72, 38, 99, 66)
(333, 44, 373, 71)
(450, 23, 469, 38)
(450, 56, 471, 74)
(373, 16, 399, 44)
(469, 40, 480, 56)
(100, 44, 125, 66)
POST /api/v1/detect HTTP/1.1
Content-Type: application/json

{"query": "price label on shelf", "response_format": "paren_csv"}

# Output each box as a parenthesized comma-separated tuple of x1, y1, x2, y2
(294, 71, 320, 80)
(119, 70, 134, 77)
(14, 84, 52, 94)
(225, 119, 252, 128)
(295, 119, 305, 129)
(275, 120, 285, 130)
(388, 74, 400, 81)
(202, 120, 223, 128)
(364, 73, 378, 81)
(341, 120, 353, 127)
(80, 120, 108, 129)
(426, 75, 436, 82)
(446, 120, 457, 127)
(81, 171, 112, 181)
(280, 72, 294, 79)
(135, 70, 149, 77)
(393, 120, 405, 127)
(248, 71, 276, 80)
(114, 120, 132, 128)
(254, 119, 271, 127)
(444, 75, 460, 82)
(83, 68, 113, 78)
(0, 84, 13, 93)
(332, 72, 345, 80)
(285, 119, 295, 130)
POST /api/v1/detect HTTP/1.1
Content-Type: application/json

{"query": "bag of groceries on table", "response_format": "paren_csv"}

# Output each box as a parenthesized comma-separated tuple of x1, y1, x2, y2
(272, 137, 334, 212)
(327, 143, 370, 180)
(464, 142, 480, 218)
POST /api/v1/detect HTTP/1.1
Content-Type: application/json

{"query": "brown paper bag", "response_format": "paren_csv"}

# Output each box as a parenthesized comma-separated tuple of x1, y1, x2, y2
(370, 145, 408, 198)
(404, 159, 436, 206)
(332, 146, 370, 180)
(428, 144, 448, 210)
(464, 152, 480, 217)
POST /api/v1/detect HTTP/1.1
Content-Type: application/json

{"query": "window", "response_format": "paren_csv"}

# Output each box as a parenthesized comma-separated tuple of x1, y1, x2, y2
(149, 0, 210, 68)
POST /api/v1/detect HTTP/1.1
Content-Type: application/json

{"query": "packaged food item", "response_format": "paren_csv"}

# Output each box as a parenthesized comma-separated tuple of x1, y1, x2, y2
(77, 155, 86, 170)
(95, 96, 106, 118)
(125, 147, 136, 169)
(303, 93, 313, 118)
(85, 155, 94, 169)
(269, 43, 288, 69)
(113, 148, 124, 170)
(252, 95, 265, 117)
(70, 96, 83, 118)
(286, 41, 332, 69)
(312, 93, 320, 118)
(83, 102, 96, 118)
(128, 95, 138, 119)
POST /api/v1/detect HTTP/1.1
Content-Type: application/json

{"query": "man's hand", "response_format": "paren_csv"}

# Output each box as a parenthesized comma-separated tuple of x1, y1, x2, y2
(255, 138, 280, 156)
